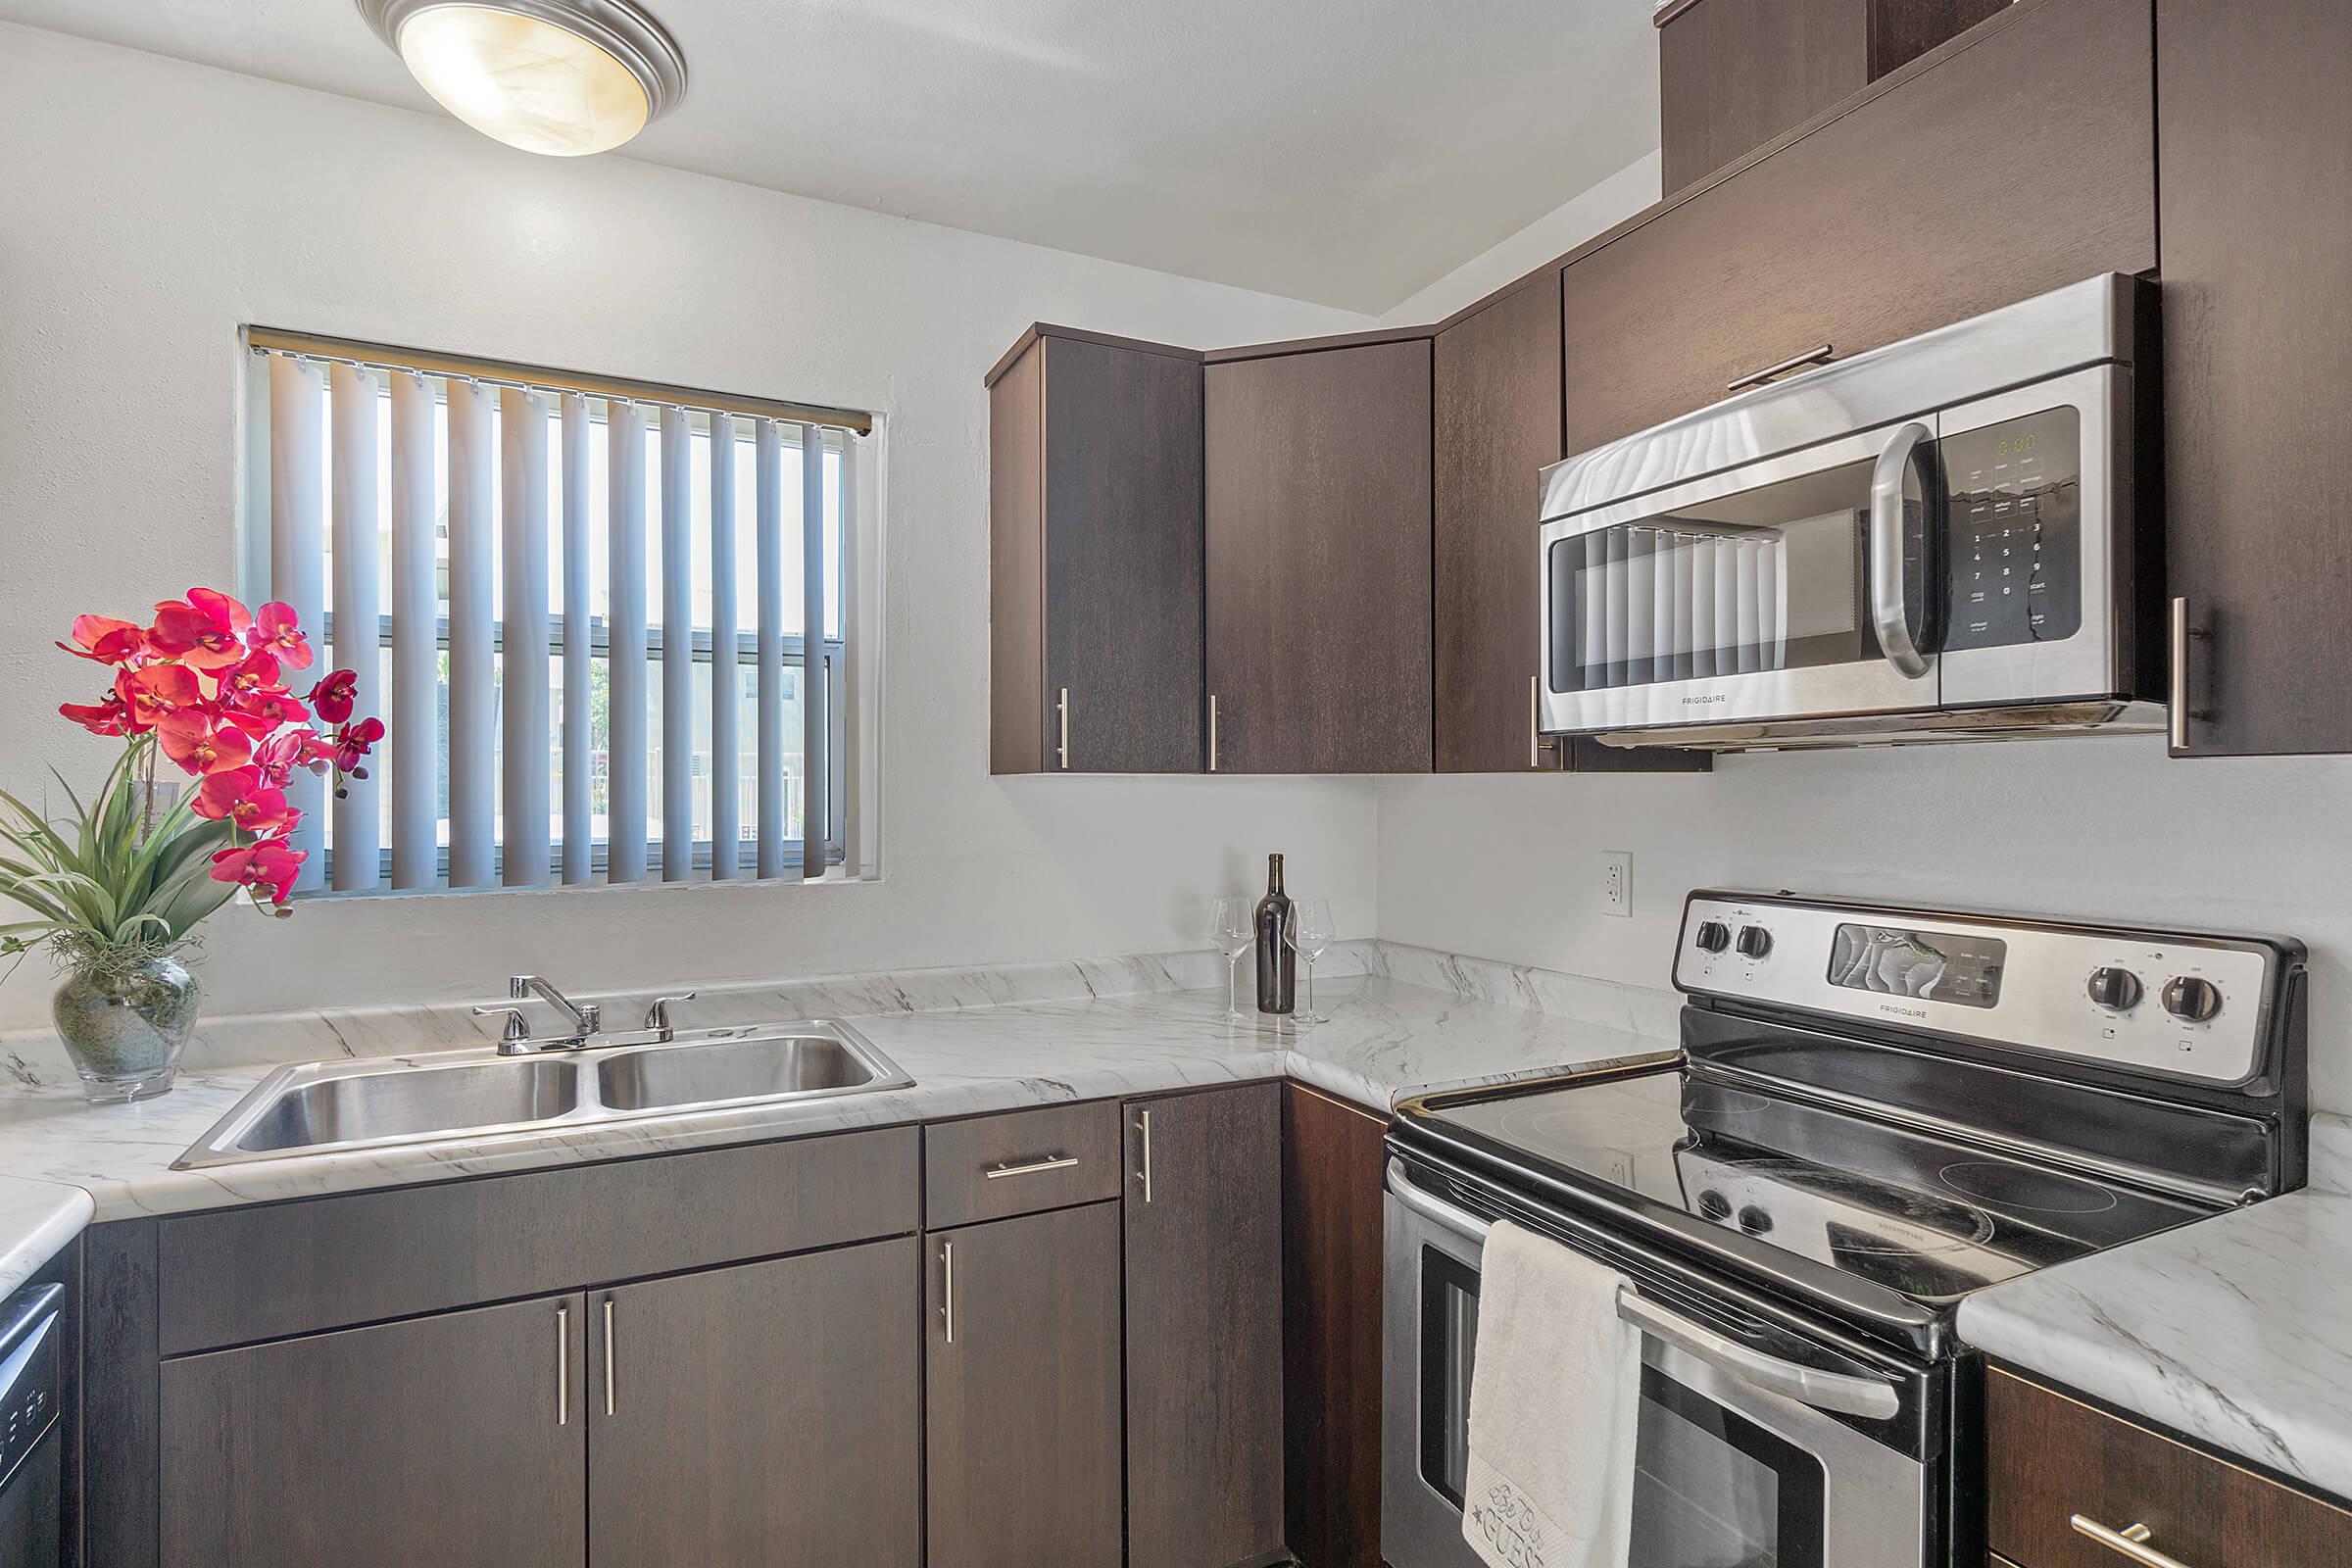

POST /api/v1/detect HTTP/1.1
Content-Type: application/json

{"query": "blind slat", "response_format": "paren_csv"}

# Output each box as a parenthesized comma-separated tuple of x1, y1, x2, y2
(755, 419, 786, 879)
(387, 371, 437, 890)
(661, 404, 693, 881)
(709, 412, 740, 879)
(445, 379, 497, 890)
(268, 356, 327, 896)
(561, 393, 593, 886)
(606, 399, 650, 884)
(327, 363, 381, 893)
(801, 423, 829, 882)
(501, 387, 552, 887)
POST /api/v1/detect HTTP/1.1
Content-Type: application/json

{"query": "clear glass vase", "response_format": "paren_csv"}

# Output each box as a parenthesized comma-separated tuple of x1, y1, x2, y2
(52, 953, 200, 1102)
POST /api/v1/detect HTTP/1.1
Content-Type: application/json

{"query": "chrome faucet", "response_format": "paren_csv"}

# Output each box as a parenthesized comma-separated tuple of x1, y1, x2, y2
(500, 974, 602, 1049)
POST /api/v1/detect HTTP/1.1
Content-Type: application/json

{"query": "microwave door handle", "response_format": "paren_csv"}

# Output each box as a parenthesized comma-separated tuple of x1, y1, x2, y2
(1616, 1288, 1900, 1420)
(1386, 1159, 1493, 1244)
(1869, 420, 1936, 680)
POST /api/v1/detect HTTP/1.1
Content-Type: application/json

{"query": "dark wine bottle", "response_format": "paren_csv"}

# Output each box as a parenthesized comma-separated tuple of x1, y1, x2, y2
(1254, 853, 1295, 1015)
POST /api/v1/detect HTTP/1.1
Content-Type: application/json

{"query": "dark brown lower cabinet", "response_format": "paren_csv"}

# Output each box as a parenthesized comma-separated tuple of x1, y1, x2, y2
(1124, 1084, 1286, 1568)
(925, 1201, 1124, 1568)
(1280, 1082, 1390, 1568)
(587, 1240, 922, 1567)
(159, 1291, 587, 1568)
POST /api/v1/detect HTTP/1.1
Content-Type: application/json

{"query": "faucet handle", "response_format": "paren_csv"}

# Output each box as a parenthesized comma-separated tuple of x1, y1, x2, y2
(643, 992, 698, 1034)
(472, 1004, 532, 1048)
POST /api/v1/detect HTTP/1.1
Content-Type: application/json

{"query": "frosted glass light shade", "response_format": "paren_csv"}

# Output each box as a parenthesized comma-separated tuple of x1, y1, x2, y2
(398, 5, 651, 156)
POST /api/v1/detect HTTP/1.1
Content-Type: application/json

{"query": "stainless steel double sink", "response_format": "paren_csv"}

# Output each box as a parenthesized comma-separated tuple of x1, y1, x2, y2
(173, 1022, 914, 1169)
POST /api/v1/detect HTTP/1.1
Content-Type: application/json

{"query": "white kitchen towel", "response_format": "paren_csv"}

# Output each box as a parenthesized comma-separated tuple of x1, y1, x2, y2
(1460, 1220, 1642, 1568)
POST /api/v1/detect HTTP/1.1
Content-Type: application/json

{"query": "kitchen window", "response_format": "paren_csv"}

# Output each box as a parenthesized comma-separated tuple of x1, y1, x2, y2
(242, 329, 874, 896)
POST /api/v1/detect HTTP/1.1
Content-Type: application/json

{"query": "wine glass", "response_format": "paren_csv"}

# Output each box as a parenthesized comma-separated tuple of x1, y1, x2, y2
(1209, 896, 1256, 1022)
(1286, 899, 1336, 1024)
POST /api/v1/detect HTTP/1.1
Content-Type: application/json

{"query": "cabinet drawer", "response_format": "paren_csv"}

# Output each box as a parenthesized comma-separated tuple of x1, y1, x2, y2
(1986, 1367, 2352, 1568)
(924, 1102, 1124, 1228)
(1563, 0, 2154, 450)
(157, 1126, 919, 1353)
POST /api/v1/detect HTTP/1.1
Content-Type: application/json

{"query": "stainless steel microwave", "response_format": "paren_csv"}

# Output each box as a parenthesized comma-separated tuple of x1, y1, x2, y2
(1538, 274, 2164, 751)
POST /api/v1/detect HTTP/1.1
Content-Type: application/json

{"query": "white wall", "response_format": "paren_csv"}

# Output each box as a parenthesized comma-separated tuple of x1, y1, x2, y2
(0, 24, 1378, 1027)
(1378, 151, 1661, 325)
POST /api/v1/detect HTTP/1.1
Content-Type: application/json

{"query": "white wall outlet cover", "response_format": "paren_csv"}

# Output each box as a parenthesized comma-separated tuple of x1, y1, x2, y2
(1601, 851, 1633, 917)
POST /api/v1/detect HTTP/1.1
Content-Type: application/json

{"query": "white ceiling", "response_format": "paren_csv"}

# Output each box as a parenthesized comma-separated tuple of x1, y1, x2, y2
(0, 0, 1662, 314)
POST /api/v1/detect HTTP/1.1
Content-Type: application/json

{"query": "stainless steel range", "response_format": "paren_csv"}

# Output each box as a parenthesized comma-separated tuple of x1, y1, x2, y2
(1383, 891, 2308, 1568)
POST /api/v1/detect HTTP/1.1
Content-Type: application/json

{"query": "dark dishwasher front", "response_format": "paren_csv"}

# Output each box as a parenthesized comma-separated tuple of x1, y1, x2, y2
(0, 1282, 64, 1568)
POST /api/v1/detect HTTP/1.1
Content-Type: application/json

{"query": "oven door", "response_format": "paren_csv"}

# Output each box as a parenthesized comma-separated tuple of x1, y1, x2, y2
(1384, 1166, 1932, 1568)
(1539, 417, 1942, 738)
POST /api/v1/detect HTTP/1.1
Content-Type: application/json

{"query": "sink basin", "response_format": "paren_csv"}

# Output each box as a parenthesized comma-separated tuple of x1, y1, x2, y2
(597, 1033, 886, 1111)
(174, 1020, 914, 1169)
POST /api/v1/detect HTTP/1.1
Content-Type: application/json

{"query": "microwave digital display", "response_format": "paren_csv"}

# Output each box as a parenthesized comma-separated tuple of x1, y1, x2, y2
(1940, 406, 2083, 654)
(1828, 924, 2006, 1008)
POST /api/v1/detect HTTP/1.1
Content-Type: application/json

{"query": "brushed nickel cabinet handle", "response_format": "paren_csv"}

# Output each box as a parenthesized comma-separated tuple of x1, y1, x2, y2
(555, 1303, 570, 1427)
(940, 1240, 956, 1345)
(1207, 695, 1219, 772)
(1728, 343, 1835, 392)
(1137, 1108, 1155, 1203)
(2071, 1515, 2196, 1568)
(984, 1153, 1079, 1180)
(1056, 687, 1070, 770)
(602, 1298, 616, 1416)
(2169, 597, 2209, 754)
(1529, 675, 1541, 769)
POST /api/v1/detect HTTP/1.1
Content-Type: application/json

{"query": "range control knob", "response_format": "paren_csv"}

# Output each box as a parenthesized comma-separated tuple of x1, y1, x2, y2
(1693, 920, 1733, 954)
(1735, 925, 1774, 960)
(2085, 966, 2143, 1011)
(1697, 1189, 1732, 1222)
(1736, 1204, 1774, 1236)
(2161, 975, 2223, 1023)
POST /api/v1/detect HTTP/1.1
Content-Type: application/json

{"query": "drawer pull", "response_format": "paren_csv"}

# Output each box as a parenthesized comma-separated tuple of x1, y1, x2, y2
(2072, 1515, 2196, 1568)
(983, 1153, 1079, 1180)
(1728, 343, 1835, 392)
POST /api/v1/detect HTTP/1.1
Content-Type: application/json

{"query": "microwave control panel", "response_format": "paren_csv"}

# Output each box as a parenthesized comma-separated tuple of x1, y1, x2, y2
(1940, 407, 2083, 653)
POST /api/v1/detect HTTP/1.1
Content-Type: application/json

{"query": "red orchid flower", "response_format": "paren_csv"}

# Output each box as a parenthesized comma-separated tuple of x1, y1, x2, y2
(191, 768, 295, 836)
(156, 710, 255, 777)
(218, 687, 312, 739)
(59, 690, 136, 737)
(209, 841, 306, 906)
(56, 614, 147, 666)
(328, 717, 385, 777)
(251, 728, 308, 788)
(212, 650, 281, 708)
(149, 589, 253, 671)
(116, 664, 201, 729)
(307, 668, 360, 724)
(247, 602, 314, 671)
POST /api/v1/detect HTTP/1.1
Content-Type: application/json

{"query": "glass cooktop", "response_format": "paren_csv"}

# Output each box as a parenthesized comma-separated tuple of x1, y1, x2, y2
(1430, 1068, 2212, 1304)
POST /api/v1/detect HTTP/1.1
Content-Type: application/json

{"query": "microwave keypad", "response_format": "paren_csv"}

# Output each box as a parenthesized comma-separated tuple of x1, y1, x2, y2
(1942, 408, 2082, 653)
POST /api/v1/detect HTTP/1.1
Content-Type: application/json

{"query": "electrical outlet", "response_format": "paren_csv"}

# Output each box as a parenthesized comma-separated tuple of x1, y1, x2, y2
(1601, 852, 1633, 918)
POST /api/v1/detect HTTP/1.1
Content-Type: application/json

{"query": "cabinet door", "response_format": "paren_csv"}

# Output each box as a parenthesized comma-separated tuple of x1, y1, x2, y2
(1205, 339, 1434, 773)
(160, 1292, 586, 1568)
(1566, 0, 2154, 451)
(587, 1240, 921, 1567)
(2159, 0, 2352, 756)
(926, 1202, 1124, 1568)
(1124, 1085, 1286, 1568)
(1658, 0, 1869, 194)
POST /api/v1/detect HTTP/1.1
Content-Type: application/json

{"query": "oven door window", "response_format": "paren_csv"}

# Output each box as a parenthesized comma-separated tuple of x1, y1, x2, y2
(1632, 1363, 1826, 1568)
(1417, 1245, 1480, 1508)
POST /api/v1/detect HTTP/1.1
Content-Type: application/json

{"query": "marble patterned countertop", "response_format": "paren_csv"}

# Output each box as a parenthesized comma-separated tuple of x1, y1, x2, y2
(0, 963, 1677, 1226)
(1958, 1114, 2352, 1504)
(0, 1175, 92, 1298)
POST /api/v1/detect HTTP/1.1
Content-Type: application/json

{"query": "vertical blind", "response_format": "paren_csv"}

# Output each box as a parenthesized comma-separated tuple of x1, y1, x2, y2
(248, 333, 863, 896)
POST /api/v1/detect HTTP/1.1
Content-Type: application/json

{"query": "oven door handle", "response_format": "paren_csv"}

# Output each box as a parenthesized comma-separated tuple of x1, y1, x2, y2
(1616, 1290, 1901, 1420)
(1386, 1161, 1899, 1422)
(1869, 420, 1936, 681)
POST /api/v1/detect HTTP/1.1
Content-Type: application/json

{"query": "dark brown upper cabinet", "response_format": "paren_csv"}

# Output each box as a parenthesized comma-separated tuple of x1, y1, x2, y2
(1656, 0, 2008, 193)
(1569, 0, 2155, 452)
(1204, 334, 1435, 774)
(988, 325, 1203, 775)
(1433, 279, 1709, 776)
(2159, 0, 2352, 756)
(1123, 1085, 1287, 1568)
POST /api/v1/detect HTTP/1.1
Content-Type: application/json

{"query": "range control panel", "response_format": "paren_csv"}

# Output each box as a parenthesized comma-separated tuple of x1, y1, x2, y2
(1675, 892, 2291, 1087)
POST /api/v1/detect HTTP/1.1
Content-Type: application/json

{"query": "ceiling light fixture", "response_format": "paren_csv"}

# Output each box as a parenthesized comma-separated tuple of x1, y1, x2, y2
(358, 0, 687, 157)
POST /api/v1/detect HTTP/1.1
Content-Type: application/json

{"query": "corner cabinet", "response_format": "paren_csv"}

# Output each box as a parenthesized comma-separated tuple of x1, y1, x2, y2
(987, 324, 1204, 775)
(1204, 335, 1435, 773)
